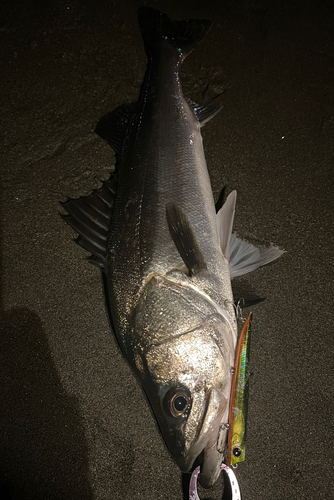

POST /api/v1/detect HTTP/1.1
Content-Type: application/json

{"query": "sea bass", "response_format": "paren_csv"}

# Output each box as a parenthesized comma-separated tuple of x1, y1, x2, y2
(61, 7, 283, 488)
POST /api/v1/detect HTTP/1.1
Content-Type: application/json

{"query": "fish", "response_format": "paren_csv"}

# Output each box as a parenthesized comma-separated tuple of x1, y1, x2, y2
(61, 6, 284, 489)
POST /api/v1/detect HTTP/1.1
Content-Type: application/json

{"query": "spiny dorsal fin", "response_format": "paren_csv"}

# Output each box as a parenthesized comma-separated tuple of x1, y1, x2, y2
(216, 190, 236, 259)
(95, 103, 136, 155)
(185, 97, 223, 126)
(166, 203, 206, 276)
(60, 174, 117, 270)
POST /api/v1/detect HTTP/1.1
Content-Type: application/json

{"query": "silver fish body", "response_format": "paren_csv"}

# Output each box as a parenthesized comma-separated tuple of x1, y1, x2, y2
(104, 9, 236, 487)
(61, 6, 284, 490)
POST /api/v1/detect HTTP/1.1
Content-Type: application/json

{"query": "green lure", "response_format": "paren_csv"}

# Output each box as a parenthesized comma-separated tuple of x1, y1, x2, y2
(228, 313, 252, 466)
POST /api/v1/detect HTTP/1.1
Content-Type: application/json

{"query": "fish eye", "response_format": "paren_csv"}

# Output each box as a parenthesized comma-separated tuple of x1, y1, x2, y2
(168, 389, 190, 418)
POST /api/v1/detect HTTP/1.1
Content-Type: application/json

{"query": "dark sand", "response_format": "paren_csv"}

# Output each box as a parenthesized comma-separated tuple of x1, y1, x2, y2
(1, 1, 333, 499)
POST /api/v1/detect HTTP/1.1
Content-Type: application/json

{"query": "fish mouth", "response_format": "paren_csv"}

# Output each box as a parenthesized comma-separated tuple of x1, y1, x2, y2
(198, 440, 224, 488)
(174, 389, 229, 488)
(178, 437, 225, 489)
(191, 392, 229, 488)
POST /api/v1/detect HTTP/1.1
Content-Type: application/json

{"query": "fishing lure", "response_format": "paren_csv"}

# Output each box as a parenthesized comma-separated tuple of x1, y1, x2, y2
(228, 313, 252, 466)
(188, 313, 251, 499)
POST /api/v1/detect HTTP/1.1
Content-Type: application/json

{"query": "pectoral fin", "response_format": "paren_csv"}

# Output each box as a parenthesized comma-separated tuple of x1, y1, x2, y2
(166, 203, 206, 276)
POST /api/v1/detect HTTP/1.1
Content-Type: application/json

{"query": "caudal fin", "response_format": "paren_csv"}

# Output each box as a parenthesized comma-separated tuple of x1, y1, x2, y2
(137, 7, 211, 61)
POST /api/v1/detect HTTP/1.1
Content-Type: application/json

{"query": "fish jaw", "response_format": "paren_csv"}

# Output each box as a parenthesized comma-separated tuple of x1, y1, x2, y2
(181, 387, 231, 489)
(140, 341, 232, 485)
(177, 388, 230, 489)
(199, 429, 228, 488)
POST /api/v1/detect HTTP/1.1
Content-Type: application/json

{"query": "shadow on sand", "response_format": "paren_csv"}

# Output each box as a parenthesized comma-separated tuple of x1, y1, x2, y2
(0, 307, 94, 500)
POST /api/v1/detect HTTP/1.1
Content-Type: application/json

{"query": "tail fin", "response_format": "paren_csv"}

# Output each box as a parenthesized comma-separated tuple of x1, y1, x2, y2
(137, 7, 211, 61)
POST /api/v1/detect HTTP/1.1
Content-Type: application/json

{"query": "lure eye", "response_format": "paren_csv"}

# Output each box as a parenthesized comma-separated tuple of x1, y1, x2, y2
(232, 446, 242, 458)
(168, 390, 190, 417)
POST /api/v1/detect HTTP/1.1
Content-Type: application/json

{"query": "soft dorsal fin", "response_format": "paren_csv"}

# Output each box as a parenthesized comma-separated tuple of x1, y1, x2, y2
(95, 103, 136, 155)
(229, 234, 285, 278)
(60, 174, 117, 270)
(216, 190, 236, 259)
(185, 97, 223, 126)
(166, 203, 206, 276)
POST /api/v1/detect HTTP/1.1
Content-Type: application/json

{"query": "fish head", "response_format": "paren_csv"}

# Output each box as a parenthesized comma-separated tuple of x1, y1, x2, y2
(133, 274, 236, 488)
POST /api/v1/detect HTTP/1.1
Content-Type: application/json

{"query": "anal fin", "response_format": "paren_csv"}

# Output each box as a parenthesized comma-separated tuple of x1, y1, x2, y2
(186, 97, 223, 126)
